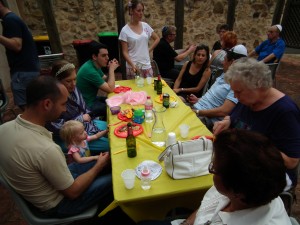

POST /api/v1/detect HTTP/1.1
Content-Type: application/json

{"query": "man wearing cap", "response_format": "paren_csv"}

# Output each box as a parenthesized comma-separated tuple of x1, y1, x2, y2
(187, 44, 247, 130)
(153, 25, 196, 81)
(249, 24, 285, 63)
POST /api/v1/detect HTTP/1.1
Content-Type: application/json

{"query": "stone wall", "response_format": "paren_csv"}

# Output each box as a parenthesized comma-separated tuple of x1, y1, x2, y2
(16, 0, 278, 65)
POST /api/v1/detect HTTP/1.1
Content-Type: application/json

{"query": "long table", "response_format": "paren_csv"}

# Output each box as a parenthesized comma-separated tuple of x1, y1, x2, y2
(106, 79, 213, 222)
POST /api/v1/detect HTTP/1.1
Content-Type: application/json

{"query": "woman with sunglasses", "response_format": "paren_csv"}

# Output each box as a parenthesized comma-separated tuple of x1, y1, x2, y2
(138, 129, 290, 225)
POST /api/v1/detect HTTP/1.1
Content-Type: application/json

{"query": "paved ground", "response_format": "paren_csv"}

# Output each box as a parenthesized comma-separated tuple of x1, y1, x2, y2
(0, 52, 300, 224)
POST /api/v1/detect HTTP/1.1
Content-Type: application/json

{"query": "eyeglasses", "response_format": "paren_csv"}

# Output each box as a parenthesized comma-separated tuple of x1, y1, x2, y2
(208, 161, 217, 174)
(169, 33, 176, 36)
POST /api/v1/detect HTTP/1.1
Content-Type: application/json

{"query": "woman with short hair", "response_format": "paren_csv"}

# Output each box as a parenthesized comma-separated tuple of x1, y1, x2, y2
(213, 57, 300, 188)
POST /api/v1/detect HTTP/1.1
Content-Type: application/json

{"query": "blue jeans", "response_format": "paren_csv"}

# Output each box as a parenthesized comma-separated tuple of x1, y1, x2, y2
(53, 161, 113, 217)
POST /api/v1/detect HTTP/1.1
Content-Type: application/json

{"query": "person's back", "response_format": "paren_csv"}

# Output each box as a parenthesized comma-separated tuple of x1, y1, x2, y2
(0, 1, 40, 109)
(2, 12, 40, 73)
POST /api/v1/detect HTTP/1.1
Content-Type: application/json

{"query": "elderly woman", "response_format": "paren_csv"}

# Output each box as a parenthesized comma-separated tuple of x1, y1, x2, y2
(173, 44, 211, 100)
(213, 57, 300, 188)
(138, 129, 290, 225)
(46, 60, 109, 153)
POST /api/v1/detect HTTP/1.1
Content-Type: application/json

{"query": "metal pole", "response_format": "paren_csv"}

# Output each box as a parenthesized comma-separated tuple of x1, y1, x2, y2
(174, 0, 184, 49)
(38, 0, 63, 53)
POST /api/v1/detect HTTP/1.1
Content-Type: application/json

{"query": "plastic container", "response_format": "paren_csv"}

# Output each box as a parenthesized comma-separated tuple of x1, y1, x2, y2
(33, 35, 52, 55)
(72, 39, 93, 66)
(145, 96, 153, 123)
(133, 109, 145, 124)
(140, 165, 151, 190)
(98, 32, 119, 61)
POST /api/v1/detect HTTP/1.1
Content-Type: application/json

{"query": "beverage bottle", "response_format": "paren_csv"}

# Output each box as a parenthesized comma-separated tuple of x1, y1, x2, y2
(156, 75, 162, 95)
(140, 165, 151, 190)
(126, 123, 137, 158)
(145, 96, 153, 123)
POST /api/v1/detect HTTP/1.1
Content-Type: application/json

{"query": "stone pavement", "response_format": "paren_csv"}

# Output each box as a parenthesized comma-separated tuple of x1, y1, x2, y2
(0, 52, 300, 224)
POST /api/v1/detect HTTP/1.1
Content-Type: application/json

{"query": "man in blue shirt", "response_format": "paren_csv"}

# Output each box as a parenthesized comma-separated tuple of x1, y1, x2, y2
(249, 24, 285, 63)
(0, 0, 40, 109)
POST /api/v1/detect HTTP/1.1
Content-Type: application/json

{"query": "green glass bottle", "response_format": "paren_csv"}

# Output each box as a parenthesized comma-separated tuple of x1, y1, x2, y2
(126, 123, 137, 158)
(156, 75, 162, 95)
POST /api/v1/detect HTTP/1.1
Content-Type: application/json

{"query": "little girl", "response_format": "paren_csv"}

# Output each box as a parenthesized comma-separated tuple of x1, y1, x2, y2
(60, 120, 107, 164)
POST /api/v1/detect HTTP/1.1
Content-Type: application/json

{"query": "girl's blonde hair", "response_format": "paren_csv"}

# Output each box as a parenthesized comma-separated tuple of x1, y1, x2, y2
(60, 120, 84, 145)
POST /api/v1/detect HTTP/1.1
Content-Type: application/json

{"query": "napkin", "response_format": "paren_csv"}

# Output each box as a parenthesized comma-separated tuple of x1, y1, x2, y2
(135, 160, 163, 180)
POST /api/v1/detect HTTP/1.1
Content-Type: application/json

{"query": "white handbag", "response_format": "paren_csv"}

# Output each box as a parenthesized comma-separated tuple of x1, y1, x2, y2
(158, 137, 213, 179)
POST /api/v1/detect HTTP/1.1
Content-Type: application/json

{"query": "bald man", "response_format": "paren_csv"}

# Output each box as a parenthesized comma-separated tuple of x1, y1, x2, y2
(249, 24, 285, 63)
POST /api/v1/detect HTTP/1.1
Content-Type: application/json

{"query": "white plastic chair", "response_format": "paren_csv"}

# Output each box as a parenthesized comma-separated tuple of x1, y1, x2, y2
(0, 174, 98, 225)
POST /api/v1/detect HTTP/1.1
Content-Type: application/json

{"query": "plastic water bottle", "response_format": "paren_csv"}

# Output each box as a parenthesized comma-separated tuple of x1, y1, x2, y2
(141, 165, 151, 190)
(145, 96, 153, 123)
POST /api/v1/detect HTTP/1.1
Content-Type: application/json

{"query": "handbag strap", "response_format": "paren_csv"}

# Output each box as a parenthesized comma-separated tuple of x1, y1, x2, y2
(178, 141, 183, 154)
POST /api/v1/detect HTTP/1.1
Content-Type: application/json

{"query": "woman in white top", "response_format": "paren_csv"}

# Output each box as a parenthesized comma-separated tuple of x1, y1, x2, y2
(119, 0, 159, 79)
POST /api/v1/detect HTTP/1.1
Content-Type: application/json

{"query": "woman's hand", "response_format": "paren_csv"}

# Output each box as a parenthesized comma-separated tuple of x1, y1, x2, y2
(82, 114, 91, 122)
(213, 117, 231, 135)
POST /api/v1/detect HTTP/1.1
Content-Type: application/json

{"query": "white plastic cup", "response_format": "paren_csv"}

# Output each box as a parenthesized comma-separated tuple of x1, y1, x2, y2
(146, 77, 152, 85)
(121, 169, 136, 189)
(179, 124, 190, 138)
(136, 77, 144, 87)
(166, 132, 177, 147)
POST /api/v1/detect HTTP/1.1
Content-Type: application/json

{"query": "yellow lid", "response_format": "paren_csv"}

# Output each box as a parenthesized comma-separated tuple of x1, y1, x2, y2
(33, 35, 49, 41)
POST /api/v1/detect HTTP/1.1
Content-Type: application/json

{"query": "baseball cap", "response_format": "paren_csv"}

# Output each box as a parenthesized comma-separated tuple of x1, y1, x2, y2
(226, 44, 248, 60)
(275, 24, 282, 32)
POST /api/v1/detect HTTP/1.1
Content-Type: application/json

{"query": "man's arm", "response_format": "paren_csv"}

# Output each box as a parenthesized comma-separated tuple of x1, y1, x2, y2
(98, 59, 119, 93)
(195, 99, 236, 118)
(248, 49, 258, 58)
(60, 152, 110, 199)
(0, 35, 22, 52)
(174, 45, 196, 62)
(261, 53, 277, 63)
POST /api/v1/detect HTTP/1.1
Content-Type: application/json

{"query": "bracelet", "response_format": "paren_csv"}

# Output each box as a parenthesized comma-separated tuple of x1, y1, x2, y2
(180, 220, 191, 225)
(181, 88, 184, 91)
(196, 110, 199, 115)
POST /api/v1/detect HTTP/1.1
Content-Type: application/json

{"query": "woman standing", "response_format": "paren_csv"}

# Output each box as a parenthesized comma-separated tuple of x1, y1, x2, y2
(119, 0, 159, 79)
(47, 60, 109, 153)
(173, 44, 211, 100)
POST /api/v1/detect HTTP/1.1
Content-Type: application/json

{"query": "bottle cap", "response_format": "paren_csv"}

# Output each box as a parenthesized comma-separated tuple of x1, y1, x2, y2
(141, 166, 150, 176)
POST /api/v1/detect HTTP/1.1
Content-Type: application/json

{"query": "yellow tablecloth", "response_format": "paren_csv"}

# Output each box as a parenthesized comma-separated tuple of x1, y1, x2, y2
(106, 79, 213, 222)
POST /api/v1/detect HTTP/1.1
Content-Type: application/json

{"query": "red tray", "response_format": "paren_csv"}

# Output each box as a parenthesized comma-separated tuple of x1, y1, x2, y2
(114, 123, 143, 138)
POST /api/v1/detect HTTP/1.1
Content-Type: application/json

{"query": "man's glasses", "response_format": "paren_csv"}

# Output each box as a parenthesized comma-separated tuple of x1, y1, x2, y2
(169, 33, 176, 36)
